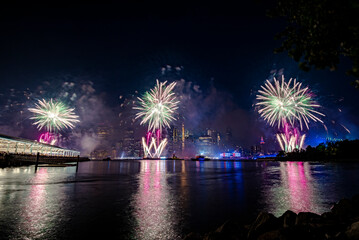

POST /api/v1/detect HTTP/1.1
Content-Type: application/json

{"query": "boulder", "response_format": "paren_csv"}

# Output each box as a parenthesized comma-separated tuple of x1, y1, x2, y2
(280, 225, 323, 240)
(331, 199, 354, 219)
(346, 221, 359, 240)
(203, 231, 224, 240)
(183, 232, 202, 240)
(351, 195, 359, 216)
(257, 230, 281, 240)
(281, 210, 297, 228)
(247, 212, 280, 239)
(352, 195, 359, 205)
(215, 219, 248, 239)
(295, 212, 322, 226)
(321, 212, 335, 220)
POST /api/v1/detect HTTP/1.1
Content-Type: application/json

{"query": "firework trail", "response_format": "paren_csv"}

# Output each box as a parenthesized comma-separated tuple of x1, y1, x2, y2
(256, 76, 325, 130)
(340, 124, 351, 134)
(28, 99, 80, 132)
(134, 80, 179, 158)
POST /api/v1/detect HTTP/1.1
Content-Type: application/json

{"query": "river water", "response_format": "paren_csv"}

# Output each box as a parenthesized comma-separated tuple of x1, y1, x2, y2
(0, 160, 359, 239)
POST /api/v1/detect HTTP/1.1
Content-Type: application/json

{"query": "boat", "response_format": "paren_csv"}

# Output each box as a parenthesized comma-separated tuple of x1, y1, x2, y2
(166, 154, 183, 160)
(191, 155, 210, 161)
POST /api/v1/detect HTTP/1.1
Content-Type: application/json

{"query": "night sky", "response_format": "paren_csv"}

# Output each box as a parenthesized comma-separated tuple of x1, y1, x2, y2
(0, 1, 358, 149)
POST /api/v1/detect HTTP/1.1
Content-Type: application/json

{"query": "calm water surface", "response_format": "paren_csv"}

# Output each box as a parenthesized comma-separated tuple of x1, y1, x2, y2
(0, 160, 359, 239)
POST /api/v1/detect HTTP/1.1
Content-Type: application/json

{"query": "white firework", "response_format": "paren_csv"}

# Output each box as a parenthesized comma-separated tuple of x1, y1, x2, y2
(256, 76, 325, 130)
(134, 80, 179, 132)
(28, 99, 80, 132)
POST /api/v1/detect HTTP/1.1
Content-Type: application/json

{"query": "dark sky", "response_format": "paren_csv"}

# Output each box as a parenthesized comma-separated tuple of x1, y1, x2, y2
(0, 1, 281, 98)
(0, 1, 358, 143)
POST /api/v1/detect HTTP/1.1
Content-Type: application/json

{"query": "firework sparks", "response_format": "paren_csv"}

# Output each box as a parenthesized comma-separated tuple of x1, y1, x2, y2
(256, 76, 325, 130)
(39, 132, 57, 145)
(29, 99, 80, 132)
(134, 80, 179, 132)
(135, 80, 179, 158)
(277, 133, 306, 152)
(340, 124, 351, 134)
(142, 137, 168, 158)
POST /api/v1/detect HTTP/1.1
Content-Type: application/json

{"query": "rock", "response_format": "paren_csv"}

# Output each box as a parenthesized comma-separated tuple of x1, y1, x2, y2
(352, 195, 359, 204)
(280, 225, 323, 240)
(346, 221, 359, 240)
(247, 212, 280, 239)
(183, 232, 202, 240)
(295, 212, 322, 226)
(203, 231, 224, 240)
(215, 219, 248, 239)
(281, 210, 297, 228)
(257, 230, 281, 240)
(317, 212, 349, 238)
(334, 231, 349, 240)
(331, 199, 354, 219)
(351, 195, 359, 216)
(321, 212, 335, 220)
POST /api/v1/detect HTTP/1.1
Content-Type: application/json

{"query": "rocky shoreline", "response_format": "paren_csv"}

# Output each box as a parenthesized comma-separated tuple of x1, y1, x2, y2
(184, 195, 359, 240)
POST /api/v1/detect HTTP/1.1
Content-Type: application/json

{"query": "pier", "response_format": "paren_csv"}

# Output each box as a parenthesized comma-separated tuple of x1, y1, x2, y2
(0, 133, 87, 167)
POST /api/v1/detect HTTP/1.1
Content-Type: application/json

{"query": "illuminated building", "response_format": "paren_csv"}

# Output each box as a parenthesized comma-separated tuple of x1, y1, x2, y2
(260, 136, 265, 145)
(90, 149, 110, 159)
(220, 152, 241, 159)
(172, 127, 178, 142)
(167, 127, 182, 157)
(97, 125, 111, 140)
(182, 123, 185, 152)
(225, 127, 232, 143)
(198, 135, 214, 156)
(0, 134, 79, 156)
(251, 145, 262, 156)
(123, 128, 136, 157)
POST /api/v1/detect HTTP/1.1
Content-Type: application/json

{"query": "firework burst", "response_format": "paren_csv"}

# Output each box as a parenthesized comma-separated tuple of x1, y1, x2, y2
(134, 80, 179, 132)
(29, 99, 80, 132)
(256, 76, 325, 130)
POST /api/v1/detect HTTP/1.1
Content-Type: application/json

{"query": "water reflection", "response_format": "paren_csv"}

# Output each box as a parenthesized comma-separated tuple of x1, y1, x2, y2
(266, 162, 321, 216)
(286, 162, 313, 212)
(3, 167, 70, 240)
(0, 161, 358, 239)
(21, 168, 50, 239)
(132, 160, 181, 240)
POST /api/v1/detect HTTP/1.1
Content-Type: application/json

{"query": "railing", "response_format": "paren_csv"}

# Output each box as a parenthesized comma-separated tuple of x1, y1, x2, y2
(0, 152, 89, 172)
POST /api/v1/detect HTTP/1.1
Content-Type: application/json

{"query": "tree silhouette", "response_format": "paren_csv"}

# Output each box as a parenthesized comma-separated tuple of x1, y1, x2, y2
(269, 0, 359, 88)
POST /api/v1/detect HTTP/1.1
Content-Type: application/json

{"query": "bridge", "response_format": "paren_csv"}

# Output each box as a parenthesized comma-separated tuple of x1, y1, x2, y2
(0, 133, 85, 167)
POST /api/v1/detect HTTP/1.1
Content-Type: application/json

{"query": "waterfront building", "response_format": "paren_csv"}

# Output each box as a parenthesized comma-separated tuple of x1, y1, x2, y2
(0, 133, 80, 157)
(198, 135, 214, 156)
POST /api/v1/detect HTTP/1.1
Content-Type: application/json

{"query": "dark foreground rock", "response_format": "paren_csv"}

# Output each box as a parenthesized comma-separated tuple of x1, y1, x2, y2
(184, 194, 359, 240)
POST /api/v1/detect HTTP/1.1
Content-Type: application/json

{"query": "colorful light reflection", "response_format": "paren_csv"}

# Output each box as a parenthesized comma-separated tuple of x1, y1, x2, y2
(132, 160, 180, 240)
(21, 168, 49, 239)
(267, 162, 321, 216)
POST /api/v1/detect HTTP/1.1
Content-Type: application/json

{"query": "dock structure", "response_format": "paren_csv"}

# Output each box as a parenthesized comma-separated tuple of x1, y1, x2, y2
(0, 134, 84, 167)
(0, 133, 80, 157)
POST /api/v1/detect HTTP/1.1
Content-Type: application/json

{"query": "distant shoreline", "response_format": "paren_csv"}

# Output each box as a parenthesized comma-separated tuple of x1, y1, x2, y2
(92, 158, 359, 162)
